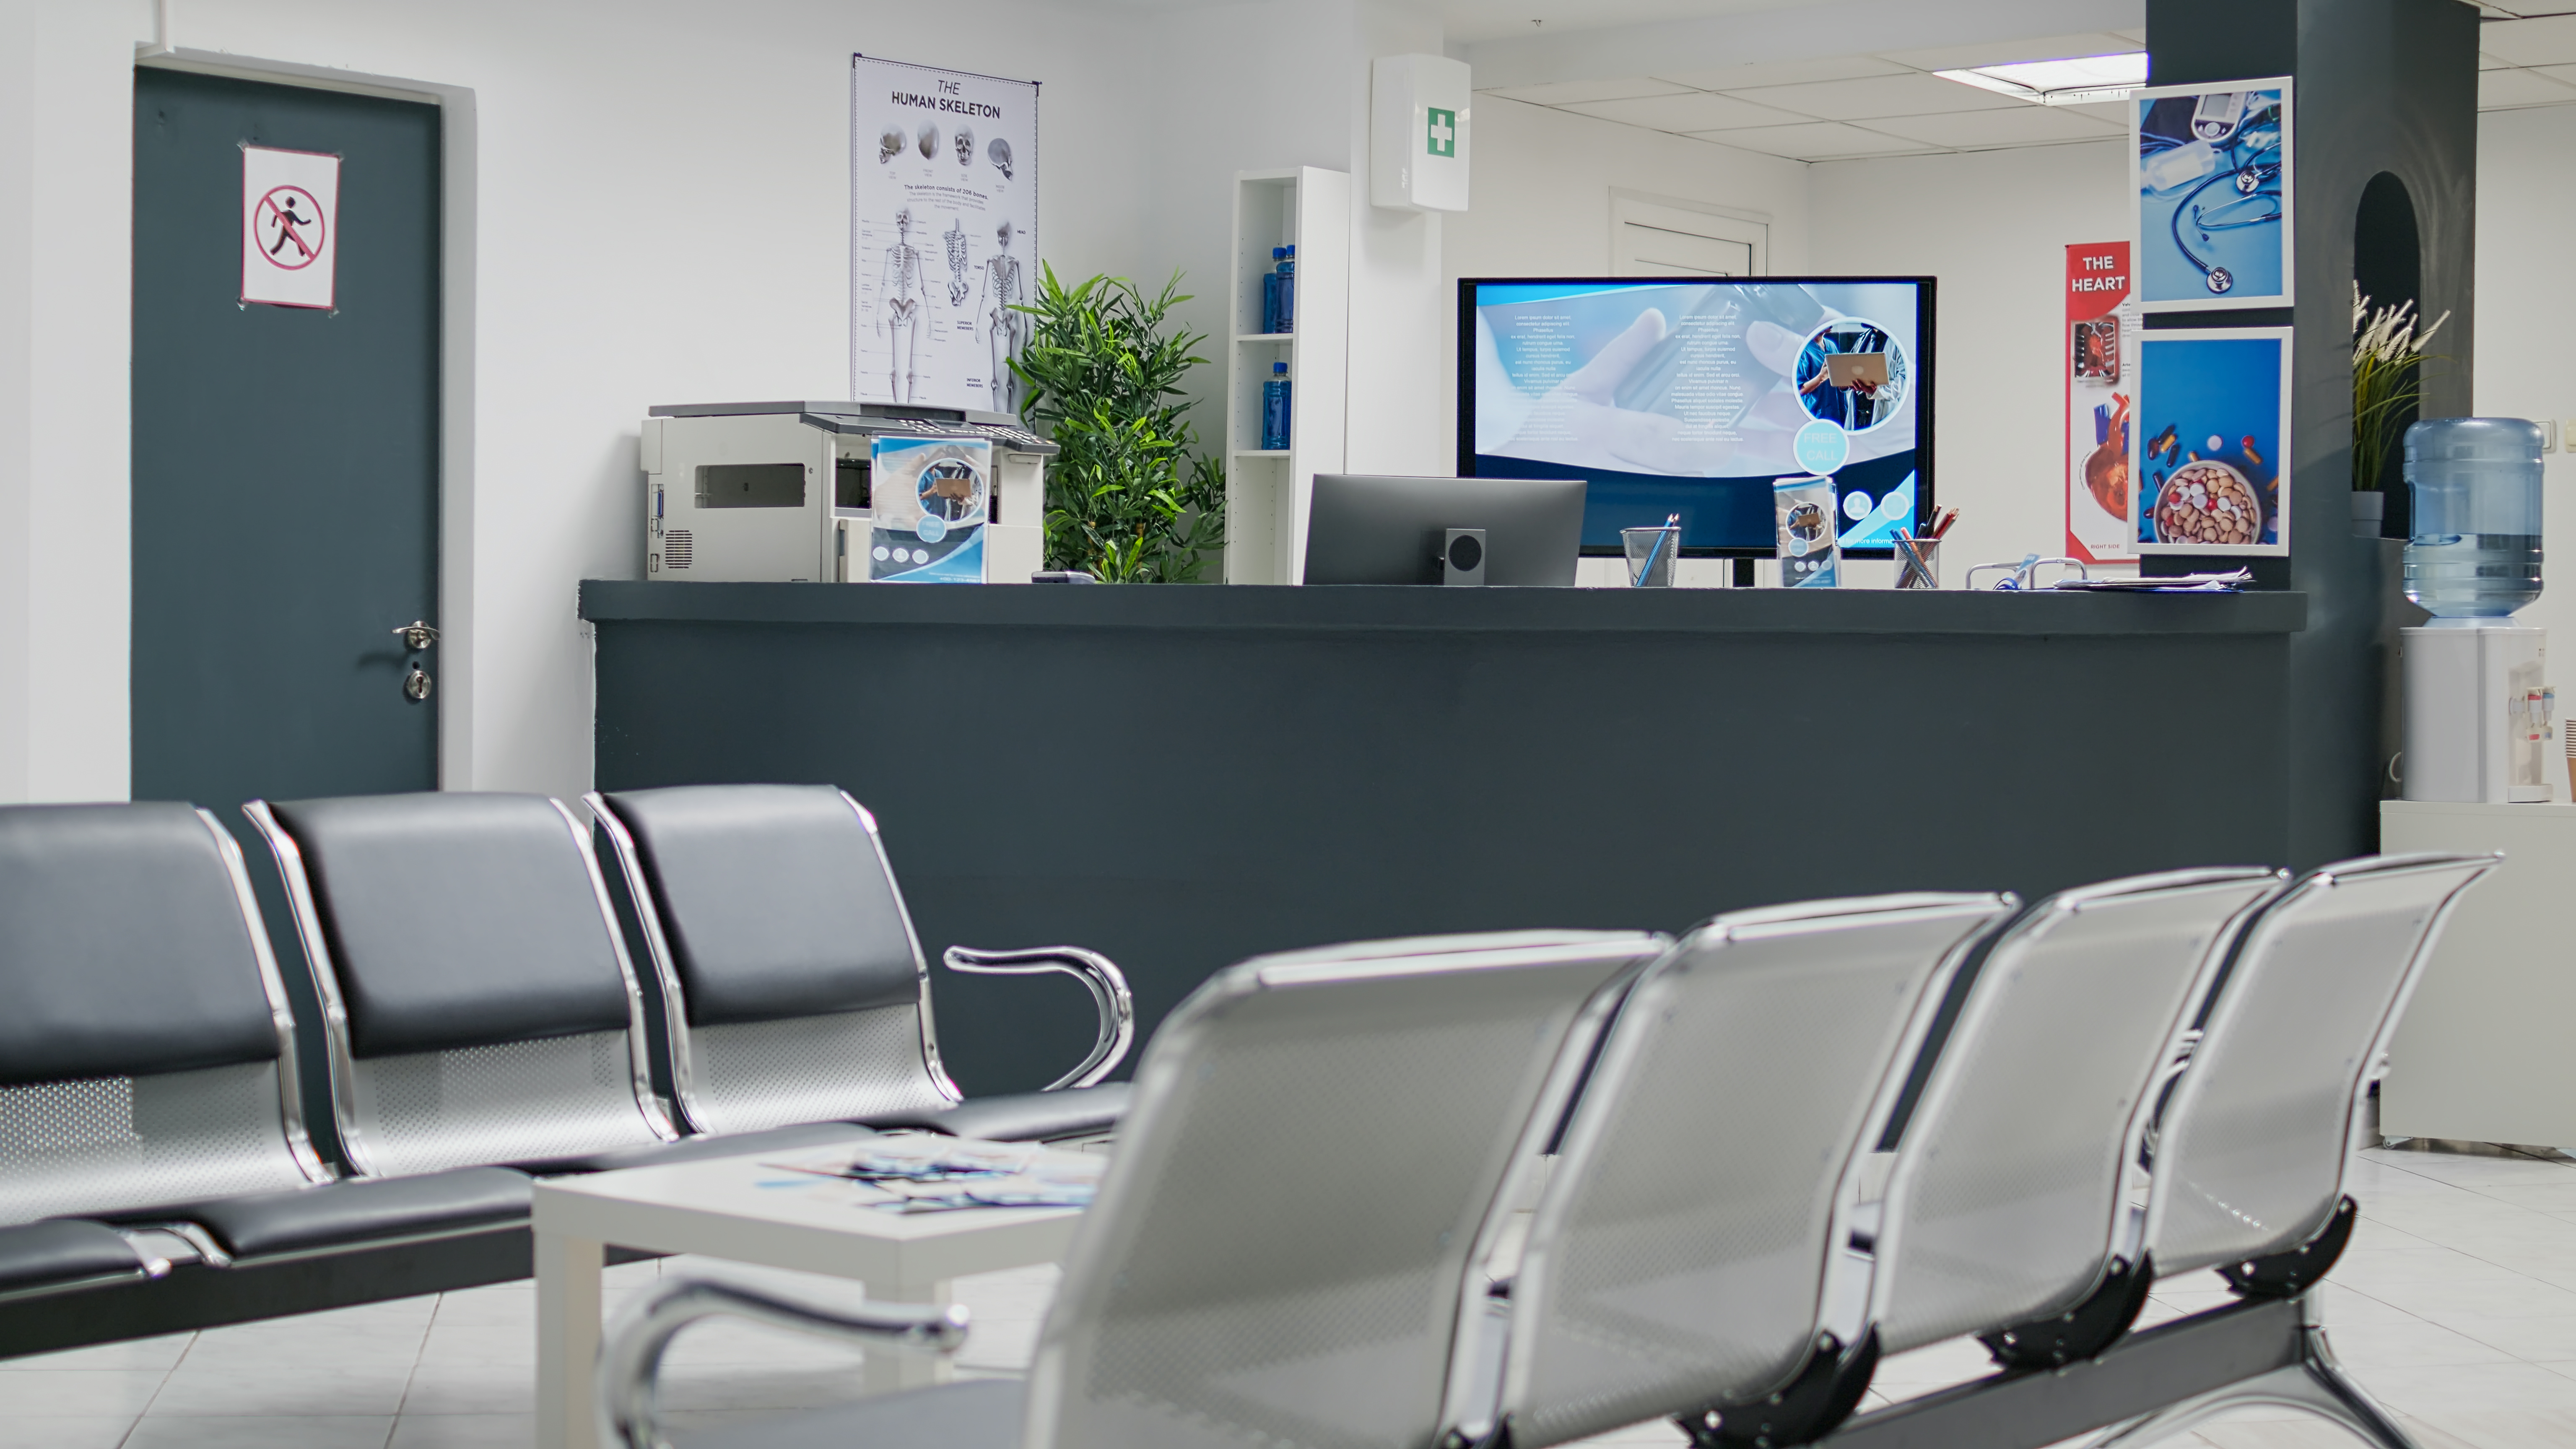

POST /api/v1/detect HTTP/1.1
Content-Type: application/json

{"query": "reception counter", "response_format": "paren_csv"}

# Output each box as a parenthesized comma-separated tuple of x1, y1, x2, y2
(582, 581, 2309, 1093)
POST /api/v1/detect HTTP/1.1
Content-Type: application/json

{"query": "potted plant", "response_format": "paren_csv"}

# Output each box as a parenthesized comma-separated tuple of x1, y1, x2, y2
(2352, 283, 2448, 536)
(1009, 269, 1226, 582)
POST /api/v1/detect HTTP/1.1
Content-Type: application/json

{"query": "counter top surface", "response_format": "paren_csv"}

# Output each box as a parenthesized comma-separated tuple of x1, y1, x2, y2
(581, 580, 2309, 637)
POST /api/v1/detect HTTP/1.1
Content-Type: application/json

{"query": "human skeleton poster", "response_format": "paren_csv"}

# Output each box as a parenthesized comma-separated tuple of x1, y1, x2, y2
(850, 55, 1038, 414)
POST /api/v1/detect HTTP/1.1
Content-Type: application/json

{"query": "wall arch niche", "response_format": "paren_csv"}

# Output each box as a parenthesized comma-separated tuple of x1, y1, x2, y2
(2355, 171, 2424, 536)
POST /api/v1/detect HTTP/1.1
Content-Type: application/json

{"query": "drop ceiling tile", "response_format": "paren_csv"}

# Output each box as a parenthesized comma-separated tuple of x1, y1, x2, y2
(1485, 77, 1698, 106)
(2519, 63, 2576, 97)
(1871, 33, 2142, 72)
(1690, 122, 1939, 161)
(2481, 15, 2576, 67)
(1650, 56, 1911, 91)
(2113, 28, 2148, 43)
(2480, 65, 2576, 108)
(1565, 91, 1815, 132)
(1731, 72, 2033, 120)
(2056, 100, 2132, 125)
(1860, 106, 2124, 149)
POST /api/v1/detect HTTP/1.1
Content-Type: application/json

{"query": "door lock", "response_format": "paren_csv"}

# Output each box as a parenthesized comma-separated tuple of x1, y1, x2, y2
(404, 666, 433, 702)
(393, 621, 440, 651)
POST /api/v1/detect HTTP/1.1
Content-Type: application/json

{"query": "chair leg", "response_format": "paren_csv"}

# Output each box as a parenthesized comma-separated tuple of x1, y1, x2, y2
(2080, 1320, 2421, 1449)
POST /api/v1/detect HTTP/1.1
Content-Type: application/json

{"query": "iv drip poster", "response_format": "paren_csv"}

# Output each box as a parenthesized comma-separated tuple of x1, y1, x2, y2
(2131, 78, 2293, 312)
(2065, 242, 2137, 565)
(2132, 327, 2291, 556)
(851, 55, 1038, 414)
(870, 436, 992, 583)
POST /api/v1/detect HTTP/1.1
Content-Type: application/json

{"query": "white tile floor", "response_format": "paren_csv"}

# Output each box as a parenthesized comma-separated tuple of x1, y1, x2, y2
(10, 1141, 2576, 1449)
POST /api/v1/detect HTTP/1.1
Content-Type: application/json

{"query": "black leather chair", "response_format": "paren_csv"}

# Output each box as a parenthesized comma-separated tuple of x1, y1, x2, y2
(585, 784, 1133, 1145)
(0, 802, 530, 1351)
(244, 791, 883, 1175)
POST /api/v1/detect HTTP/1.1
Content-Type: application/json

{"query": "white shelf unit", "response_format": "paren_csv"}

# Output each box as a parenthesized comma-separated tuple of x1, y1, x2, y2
(1223, 168, 1348, 585)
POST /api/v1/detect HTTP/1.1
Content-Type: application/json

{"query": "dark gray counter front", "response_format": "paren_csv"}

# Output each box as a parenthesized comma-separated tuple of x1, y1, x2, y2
(584, 581, 2306, 1093)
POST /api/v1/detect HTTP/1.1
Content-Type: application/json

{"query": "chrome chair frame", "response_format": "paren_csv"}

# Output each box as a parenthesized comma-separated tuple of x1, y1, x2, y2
(246, 796, 675, 1178)
(583, 788, 1132, 1135)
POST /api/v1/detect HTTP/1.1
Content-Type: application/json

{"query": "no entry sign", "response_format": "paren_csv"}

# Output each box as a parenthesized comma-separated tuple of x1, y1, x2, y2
(241, 145, 340, 309)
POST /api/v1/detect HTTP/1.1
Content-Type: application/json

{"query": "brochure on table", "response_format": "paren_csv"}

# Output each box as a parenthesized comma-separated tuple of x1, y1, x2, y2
(850, 54, 1039, 414)
(2131, 78, 2293, 312)
(871, 436, 992, 582)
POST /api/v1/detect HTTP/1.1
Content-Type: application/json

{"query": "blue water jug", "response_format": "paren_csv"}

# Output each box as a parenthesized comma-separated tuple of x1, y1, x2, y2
(2404, 417, 2545, 618)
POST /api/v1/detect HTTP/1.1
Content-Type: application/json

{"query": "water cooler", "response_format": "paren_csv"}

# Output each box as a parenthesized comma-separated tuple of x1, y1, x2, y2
(2400, 418, 2553, 803)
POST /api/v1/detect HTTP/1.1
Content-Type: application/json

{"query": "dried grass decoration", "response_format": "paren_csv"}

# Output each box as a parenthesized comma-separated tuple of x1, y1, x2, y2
(2352, 282, 2450, 501)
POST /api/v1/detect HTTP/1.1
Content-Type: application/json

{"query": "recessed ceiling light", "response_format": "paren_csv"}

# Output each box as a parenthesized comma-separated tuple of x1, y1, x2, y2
(1935, 52, 2149, 106)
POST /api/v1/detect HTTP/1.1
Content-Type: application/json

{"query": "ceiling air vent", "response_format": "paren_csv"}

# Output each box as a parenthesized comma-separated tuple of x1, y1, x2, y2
(664, 530, 692, 569)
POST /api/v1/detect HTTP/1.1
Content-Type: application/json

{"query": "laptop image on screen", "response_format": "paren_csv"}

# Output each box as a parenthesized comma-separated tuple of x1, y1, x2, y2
(1824, 353, 1890, 389)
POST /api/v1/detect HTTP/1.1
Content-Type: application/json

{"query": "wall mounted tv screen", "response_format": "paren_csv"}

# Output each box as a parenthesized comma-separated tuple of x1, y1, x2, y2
(1459, 276, 1935, 556)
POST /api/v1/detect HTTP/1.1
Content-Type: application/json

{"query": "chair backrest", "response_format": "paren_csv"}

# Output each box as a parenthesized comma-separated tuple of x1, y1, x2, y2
(0, 802, 324, 1223)
(248, 792, 675, 1177)
(1488, 893, 2015, 1449)
(2144, 853, 2496, 1276)
(1023, 930, 1668, 1449)
(586, 784, 954, 1135)
(1867, 868, 2285, 1355)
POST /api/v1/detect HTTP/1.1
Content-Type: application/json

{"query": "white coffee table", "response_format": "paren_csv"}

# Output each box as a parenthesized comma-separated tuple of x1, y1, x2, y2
(533, 1135, 1094, 1449)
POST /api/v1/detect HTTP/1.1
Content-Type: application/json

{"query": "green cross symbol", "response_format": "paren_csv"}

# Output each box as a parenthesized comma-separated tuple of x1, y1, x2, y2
(1427, 107, 1456, 157)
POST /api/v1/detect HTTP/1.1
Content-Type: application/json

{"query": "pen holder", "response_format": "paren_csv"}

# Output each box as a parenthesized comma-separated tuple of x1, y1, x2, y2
(1894, 537, 1941, 590)
(1623, 526, 1679, 587)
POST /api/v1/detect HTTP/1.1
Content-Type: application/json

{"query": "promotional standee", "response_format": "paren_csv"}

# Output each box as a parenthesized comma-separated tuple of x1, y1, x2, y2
(2132, 328, 2292, 556)
(2064, 242, 2137, 564)
(2131, 79, 2293, 311)
(851, 55, 1038, 413)
(871, 436, 992, 583)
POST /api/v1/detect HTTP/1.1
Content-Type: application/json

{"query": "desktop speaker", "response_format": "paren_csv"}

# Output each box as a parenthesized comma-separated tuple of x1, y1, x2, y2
(1443, 528, 1486, 586)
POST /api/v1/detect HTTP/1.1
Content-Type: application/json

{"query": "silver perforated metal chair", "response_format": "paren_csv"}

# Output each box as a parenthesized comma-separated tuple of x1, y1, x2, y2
(0, 802, 529, 1342)
(584, 784, 1132, 1144)
(1814, 854, 2497, 1449)
(247, 792, 690, 1176)
(1452, 892, 2018, 1449)
(597, 928, 1671, 1449)
(1864, 867, 2286, 1370)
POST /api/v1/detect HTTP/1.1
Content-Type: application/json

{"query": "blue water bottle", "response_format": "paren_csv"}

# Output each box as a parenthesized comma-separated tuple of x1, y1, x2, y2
(1276, 246, 1296, 333)
(1262, 362, 1291, 450)
(1262, 248, 1284, 334)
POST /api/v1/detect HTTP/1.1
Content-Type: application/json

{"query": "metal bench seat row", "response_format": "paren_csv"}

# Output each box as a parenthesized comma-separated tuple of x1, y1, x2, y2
(602, 852, 2494, 1449)
(0, 784, 1134, 1354)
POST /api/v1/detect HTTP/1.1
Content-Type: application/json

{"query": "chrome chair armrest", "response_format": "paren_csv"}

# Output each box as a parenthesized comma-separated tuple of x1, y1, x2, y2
(600, 1276, 969, 1449)
(942, 945, 1135, 1089)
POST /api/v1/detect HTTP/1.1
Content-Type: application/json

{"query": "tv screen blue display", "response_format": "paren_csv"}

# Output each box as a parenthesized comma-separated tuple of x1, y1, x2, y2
(1459, 276, 1935, 556)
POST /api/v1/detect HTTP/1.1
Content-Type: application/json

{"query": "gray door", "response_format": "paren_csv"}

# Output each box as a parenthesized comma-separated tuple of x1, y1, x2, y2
(132, 68, 440, 1143)
(131, 68, 440, 814)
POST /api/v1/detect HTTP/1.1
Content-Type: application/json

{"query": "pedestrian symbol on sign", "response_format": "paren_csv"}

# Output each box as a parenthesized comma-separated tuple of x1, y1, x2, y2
(1426, 107, 1456, 158)
(255, 186, 326, 270)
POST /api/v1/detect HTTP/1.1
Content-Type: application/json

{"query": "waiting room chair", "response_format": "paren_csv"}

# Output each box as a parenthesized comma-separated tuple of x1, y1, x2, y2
(0, 802, 527, 1332)
(1452, 891, 2018, 1449)
(1812, 854, 2496, 1449)
(584, 784, 1132, 1144)
(597, 928, 1672, 1449)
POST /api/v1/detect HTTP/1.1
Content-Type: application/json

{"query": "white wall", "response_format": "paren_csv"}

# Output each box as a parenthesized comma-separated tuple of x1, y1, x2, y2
(1808, 139, 2130, 582)
(0, 0, 1174, 804)
(2473, 105, 2576, 655)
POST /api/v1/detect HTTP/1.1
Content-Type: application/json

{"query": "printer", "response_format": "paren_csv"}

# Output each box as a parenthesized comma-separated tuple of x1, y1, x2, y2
(640, 401, 1055, 583)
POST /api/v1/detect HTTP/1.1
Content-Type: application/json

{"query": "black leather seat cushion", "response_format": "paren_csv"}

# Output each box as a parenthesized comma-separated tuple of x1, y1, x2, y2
(856, 1083, 1130, 1142)
(0, 802, 279, 1087)
(596, 785, 922, 1026)
(670, 1375, 1022, 1449)
(0, 1220, 149, 1296)
(267, 794, 633, 1058)
(512, 1121, 883, 1176)
(102, 1166, 531, 1259)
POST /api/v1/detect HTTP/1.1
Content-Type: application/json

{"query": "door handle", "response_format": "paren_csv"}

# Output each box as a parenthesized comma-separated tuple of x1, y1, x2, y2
(394, 621, 440, 651)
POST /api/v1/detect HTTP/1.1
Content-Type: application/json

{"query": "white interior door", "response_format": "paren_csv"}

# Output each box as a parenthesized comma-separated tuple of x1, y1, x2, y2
(1610, 197, 1768, 277)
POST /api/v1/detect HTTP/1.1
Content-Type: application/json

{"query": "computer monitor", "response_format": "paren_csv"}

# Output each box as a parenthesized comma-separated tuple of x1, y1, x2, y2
(1458, 276, 1935, 557)
(1302, 474, 1585, 586)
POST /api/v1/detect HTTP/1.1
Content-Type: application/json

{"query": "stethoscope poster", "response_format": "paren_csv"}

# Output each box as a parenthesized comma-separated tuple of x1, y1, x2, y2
(2132, 329, 2291, 556)
(849, 55, 1039, 415)
(2130, 79, 2292, 312)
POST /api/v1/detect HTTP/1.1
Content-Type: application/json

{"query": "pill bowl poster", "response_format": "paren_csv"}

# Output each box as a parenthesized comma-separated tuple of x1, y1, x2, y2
(2131, 78, 2293, 312)
(2132, 328, 2291, 557)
